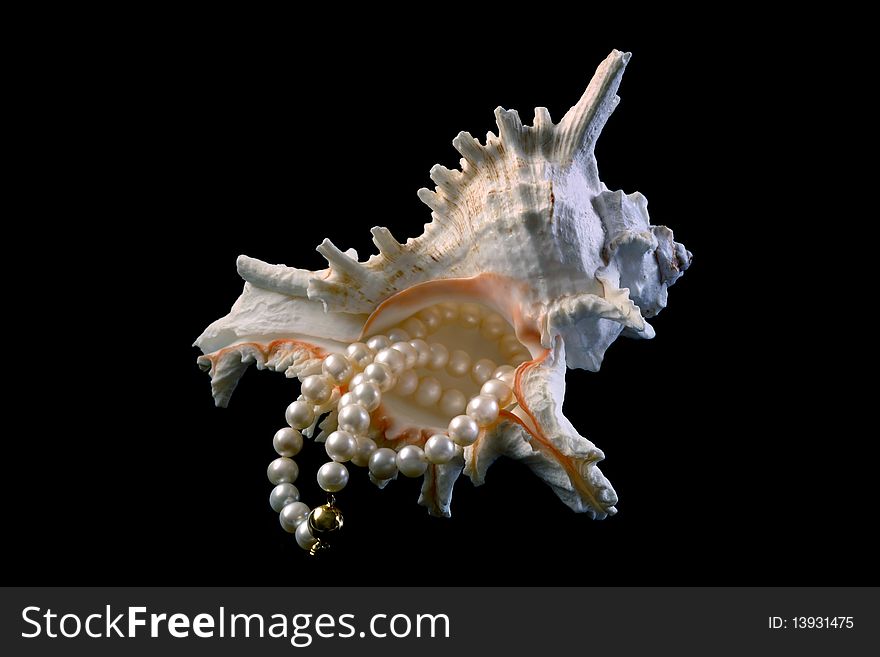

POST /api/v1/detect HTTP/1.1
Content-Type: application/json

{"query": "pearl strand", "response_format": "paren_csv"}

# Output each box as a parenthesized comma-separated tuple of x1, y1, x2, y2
(268, 304, 524, 553)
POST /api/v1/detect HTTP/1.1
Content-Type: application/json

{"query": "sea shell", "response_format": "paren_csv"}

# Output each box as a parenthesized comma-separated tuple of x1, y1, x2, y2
(194, 50, 691, 530)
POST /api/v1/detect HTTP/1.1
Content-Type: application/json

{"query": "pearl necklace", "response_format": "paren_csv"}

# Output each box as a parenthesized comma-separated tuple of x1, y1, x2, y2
(266, 305, 519, 554)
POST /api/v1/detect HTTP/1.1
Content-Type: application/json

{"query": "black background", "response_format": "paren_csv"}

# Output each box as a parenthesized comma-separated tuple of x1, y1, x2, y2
(10, 19, 872, 586)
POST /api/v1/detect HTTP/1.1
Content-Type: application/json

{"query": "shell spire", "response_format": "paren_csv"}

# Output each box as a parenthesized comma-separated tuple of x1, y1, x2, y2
(554, 49, 630, 163)
(489, 49, 630, 165)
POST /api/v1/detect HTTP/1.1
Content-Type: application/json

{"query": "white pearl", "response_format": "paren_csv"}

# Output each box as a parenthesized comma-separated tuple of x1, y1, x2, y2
(345, 342, 375, 370)
(351, 381, 382, 412)
(470, 358, 496, 385)
(390, 341, 418, 369)
(480, 378, 513, 406)
(425, 434, 456, 464)
(479, 313, 508, 340)
(428, 342, 449, 370)
(273, 427, 303, 457)
(269, 483, 300, 513)
(417, 307, 442, 332)
(499, 372, 516, 387)
(362, 362, 396, 392)
(499, 334, 523, 358)
(317, 461, 350, 492)
(396, 445, 428, 477)
(366, 335, 392, 352)
(301, 374, 333, 404)
(448, 415, 480, 446)
(493, 365, 515, 380)
(294, 517, 318, 548)
(409, 339, 431, 367)
(338, 391, 356, 410)
(337, 403, 371, 436)
(439, 388, 467, 417)
(414, 376, 442, 407)
(394, 369, 419, 396)
(267, 457, 299, 484)
(446, 349, 471, 377)
(351, 436, 377, 467)
(401, 317, 427, 339)
(322, 353, 354, 385)
(438, 302, 459, 322)
(285, 400, 315, 430)
(466, 394, 500, 426)
(280, 501, 310, 533)
(375, 347, 406, 375)
(325, 430, 357, 462)
(368, 447, 398, 479)
(387, 327, 410, 343)
(459, 302, 481, 328)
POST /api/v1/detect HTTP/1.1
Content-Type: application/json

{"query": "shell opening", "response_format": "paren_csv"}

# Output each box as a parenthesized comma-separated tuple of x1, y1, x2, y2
(363, 302, 530, 437)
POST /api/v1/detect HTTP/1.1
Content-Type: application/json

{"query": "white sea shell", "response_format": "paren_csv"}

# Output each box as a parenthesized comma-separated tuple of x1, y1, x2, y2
(195, 50, 691, 520)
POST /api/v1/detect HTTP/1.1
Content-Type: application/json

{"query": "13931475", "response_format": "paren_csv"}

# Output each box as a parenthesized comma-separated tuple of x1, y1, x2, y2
(768, 616, 854, 629)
